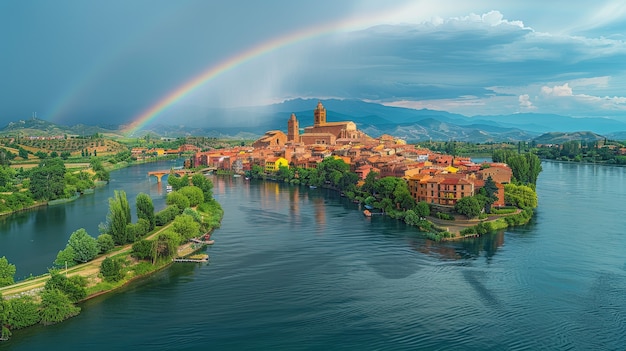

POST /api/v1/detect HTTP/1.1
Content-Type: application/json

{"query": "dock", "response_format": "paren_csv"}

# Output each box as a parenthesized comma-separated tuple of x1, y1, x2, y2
(173, 257, 209, 263)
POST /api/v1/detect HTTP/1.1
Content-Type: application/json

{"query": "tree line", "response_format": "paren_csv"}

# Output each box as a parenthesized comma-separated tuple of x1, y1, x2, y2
(0, 172, 222, 341)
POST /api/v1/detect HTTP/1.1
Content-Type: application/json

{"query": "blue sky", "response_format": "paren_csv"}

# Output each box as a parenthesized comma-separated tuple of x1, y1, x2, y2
(1, 0, 625, 127)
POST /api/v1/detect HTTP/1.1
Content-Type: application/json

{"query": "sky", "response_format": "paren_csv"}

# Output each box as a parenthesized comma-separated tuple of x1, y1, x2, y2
(1, 0, 625, 130)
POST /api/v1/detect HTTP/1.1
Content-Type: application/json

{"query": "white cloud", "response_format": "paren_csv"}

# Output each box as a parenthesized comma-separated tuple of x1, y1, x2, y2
(518, 94, 536, 110)
(541, 83, 573, 96)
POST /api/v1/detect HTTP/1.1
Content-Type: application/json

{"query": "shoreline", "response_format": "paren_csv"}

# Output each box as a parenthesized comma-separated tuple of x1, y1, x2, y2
(0, 155, 181, 218)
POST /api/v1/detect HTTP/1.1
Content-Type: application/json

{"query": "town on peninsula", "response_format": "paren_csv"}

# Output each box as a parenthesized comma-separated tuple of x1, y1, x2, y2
(0, 101, 542, 340)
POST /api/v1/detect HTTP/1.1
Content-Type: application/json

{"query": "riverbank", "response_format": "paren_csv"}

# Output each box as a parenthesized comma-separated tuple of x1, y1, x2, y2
(423, 208, 533, 241)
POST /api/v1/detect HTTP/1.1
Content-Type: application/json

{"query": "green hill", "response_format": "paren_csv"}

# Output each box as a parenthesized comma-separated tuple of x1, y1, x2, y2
(532, 131, 605, 144)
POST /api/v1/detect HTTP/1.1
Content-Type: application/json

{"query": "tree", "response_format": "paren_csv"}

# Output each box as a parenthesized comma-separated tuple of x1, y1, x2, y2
(166, 191, 190, 211)
(0, 256, 16, 287)
(153, 230, 181, 262)
(18, 147, 28, 160)
(44, 271, 87, 303)
(525, 153, 542, 185)
(132, 240, 154, 261)
(361, 171, 379, 195)
(0, 294, 10, 340)
(100, 257, 125, 282)
(53, 246, 77, 268)
(178, 186, 204, 207)
(103, 190, 132, 244)
(39, 288, 80, 325)
(97, 234, 115, 254)
(0, 166, 15, 189)
(504, 183, 538, 209)
(403, 209, 421, 226)
(191, 174, 213, 201)
(136, 193, 155, 230)
(67, 229, 99, 263)
(167, 173, 188, 191)
(506, 153, 542, 185)
(28, 158, 66, 200)
(393, 181, 415, 211)
(455, 196, 482, 219)
(414, 201, 431, 219)
(6, 295, 40, 329)
(172, 214, 201, 241)
(481, 176, 499, 213)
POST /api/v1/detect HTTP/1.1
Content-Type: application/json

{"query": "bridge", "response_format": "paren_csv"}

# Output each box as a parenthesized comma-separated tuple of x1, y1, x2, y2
(147, 167, 216, 183)
(147, 169, 195, 183)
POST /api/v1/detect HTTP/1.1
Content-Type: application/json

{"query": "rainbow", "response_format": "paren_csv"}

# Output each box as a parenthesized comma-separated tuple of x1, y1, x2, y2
(123, 8, 409, 134)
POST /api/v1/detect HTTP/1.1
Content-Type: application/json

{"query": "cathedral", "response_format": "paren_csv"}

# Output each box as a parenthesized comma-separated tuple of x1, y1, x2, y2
(253, 101, 370, 148)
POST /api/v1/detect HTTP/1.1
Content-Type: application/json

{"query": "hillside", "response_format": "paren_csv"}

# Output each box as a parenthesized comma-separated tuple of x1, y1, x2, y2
(532, 131, 606, 144)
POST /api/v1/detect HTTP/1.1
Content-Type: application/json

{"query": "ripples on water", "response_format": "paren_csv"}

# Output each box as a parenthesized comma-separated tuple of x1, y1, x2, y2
(2, 161, 626, 350)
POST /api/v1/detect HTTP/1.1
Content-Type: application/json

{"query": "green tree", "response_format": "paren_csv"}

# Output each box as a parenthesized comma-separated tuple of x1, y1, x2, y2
(136, 193, 155, 230)
(0, 166, 15, 189)
(525, 153, 542, 185)
(90, 158, 110, 182)
(6, 295, 40, 329)
(0, 256, 16, 287)
(167, 173, 188, 191)
(103, 190, 132, 244)
(455, 196, 482, 219)
(393, 181, 415, 211)
(492, 149, 517, 164)
(28, 158, 66, 200)
(172, 214, 201, 241)
(39, 288, 80, 325)
(166, 191, 190, 211)
(96, 234, 115, 254)
(504, 183, 538, 209)
(18, 147, 29, 160)
(153, 230, 181, 262)
(44, 271, 87, 303)
(178, 186, 204, 207)
(361, 171, 379, 195)
(53, 246, 77, 268)
(414, 201, 431, 218)
(182, 207, 202, 224)
(0, 293, 10, 340)
(191, 174, 213, 201)
(131, 240, 154, 261)
(481, 175, 499, 213)
(67, 228, 99, 263)
(100, 257, 125, 282)
(403, 209, 421, 226)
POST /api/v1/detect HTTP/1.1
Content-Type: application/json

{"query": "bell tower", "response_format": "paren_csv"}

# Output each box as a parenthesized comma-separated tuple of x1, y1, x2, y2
(314, 101, 326, 127)
(288, 113, 299, 142)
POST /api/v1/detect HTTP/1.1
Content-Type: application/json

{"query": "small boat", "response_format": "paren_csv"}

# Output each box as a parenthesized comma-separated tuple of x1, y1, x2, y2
(233, 174, 241, 177)
(309, 185, 317, 189)
(363, 209, 372, 217)
(166, 185, 173, 193)
(364, 204, 373, 210)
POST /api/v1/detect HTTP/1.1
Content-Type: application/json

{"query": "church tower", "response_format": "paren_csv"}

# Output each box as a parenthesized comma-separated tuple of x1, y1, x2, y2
(313, 101, 326, 127)
(287, 113, 299, 142)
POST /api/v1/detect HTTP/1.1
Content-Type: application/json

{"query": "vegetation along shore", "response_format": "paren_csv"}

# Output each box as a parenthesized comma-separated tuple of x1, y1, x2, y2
(0, 166, 223, 341)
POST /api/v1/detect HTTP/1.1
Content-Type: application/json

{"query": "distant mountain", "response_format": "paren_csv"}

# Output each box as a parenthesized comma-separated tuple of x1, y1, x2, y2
(532, 131, 606, 144)
(469, 113, 626, 135)
(3, 99, 626, 143)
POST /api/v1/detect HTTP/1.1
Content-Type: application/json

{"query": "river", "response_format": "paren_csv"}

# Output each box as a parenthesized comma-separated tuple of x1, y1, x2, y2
(1, 160, 625, 350)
